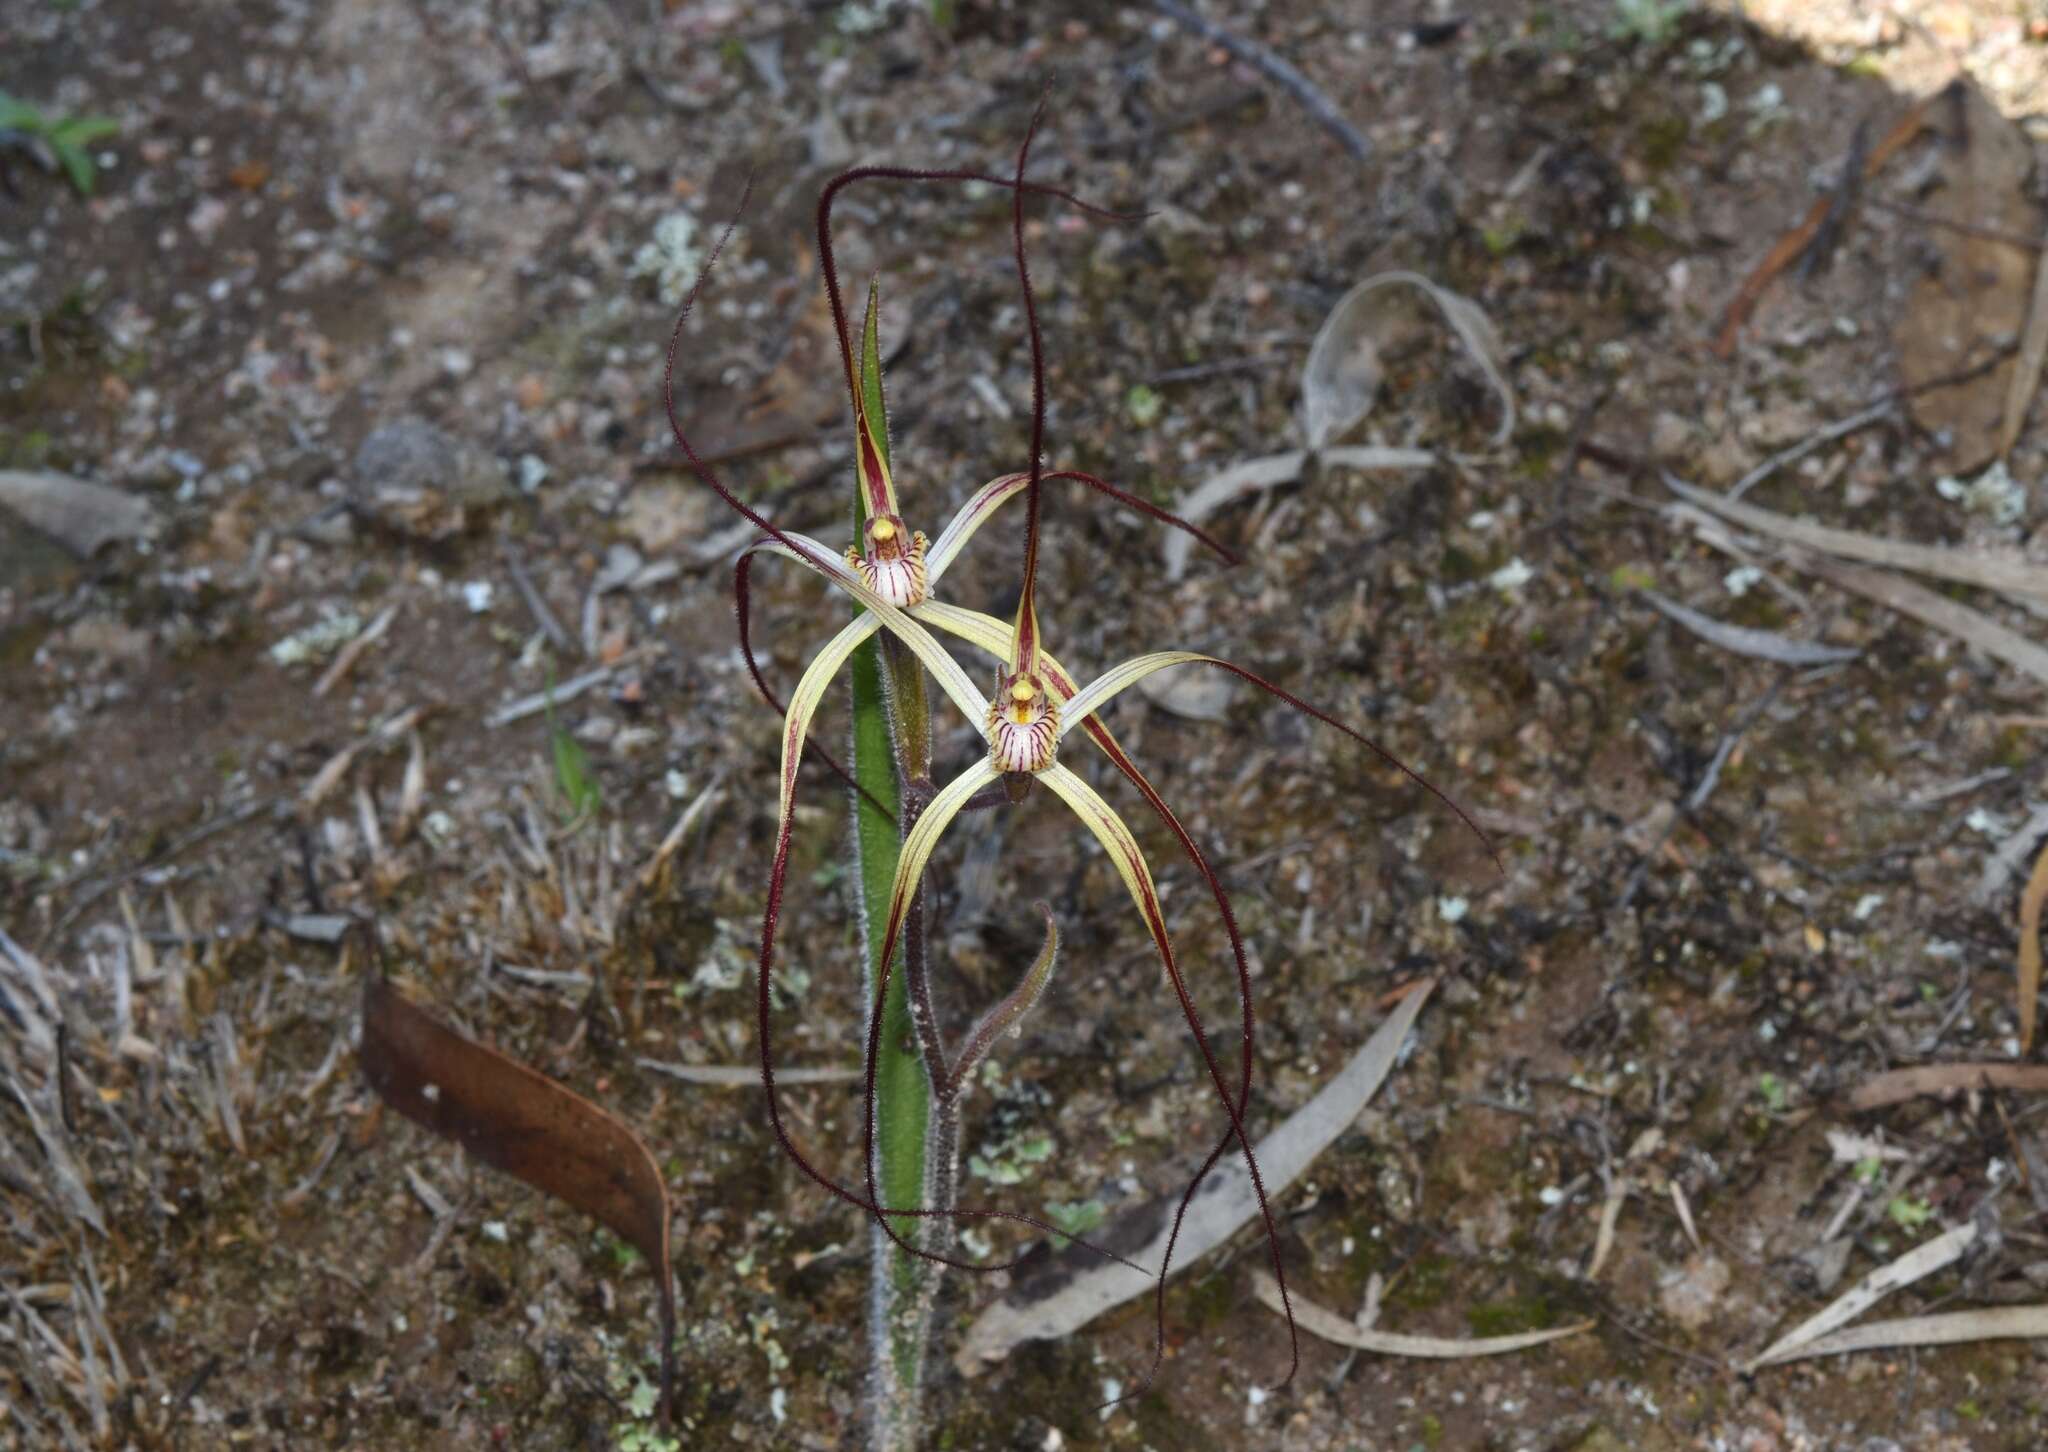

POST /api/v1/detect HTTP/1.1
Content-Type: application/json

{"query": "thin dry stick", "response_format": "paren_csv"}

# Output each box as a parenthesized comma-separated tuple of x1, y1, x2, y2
(1868, 198, 2046, 252)
(502, 545, 577, 657)
(312, 605, 397, 698)
(1151, 0, 1371, 162)
(2018, 837, 2048, 1055)
(1850, 1062, 2048, 1111)
(1713, 90, 1939, 356)
(2001, 229, 2048, 458)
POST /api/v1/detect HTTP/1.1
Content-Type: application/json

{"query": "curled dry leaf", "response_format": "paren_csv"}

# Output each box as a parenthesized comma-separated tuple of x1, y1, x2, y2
(1300, 271, 1516, 452)
(1161, 271, 1510, 580)
(360, 973, 676, 1419)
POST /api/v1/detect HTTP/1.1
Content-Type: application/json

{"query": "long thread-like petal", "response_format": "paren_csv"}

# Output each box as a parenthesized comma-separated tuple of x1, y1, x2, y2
(1062, 651, 1501, 873)
(1035, 763, 1295, 1368)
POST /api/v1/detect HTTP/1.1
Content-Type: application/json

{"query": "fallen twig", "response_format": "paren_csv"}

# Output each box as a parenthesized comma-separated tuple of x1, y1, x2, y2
(1151, 0, 1372, 162)
(312, 604, 397, 698)
(1713, 92, 1938, 356)
(1868, 198, 2045, 253)
(1726, 401, 1896, 503)
(1850, 1063, 2048, 1111)
(502, 546, 577, 657)
(484, 647, 657, 728)
(1619, 673, 1797, 907)
(2019, 837, 2048, 1055)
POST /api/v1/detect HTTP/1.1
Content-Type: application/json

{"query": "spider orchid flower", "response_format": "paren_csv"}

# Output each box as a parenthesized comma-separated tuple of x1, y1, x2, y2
(659, 159, 1241, 1275)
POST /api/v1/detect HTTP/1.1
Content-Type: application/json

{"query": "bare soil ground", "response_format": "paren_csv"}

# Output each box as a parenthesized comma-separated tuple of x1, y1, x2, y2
(7, 1, 2048, 1448)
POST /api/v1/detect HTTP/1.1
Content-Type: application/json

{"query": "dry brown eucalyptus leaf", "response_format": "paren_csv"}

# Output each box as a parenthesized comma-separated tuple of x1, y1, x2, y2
(360, 973, 677, 1419)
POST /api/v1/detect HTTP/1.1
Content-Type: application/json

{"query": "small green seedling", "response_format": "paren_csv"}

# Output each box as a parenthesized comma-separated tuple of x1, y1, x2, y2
(0, 88, 118, 197)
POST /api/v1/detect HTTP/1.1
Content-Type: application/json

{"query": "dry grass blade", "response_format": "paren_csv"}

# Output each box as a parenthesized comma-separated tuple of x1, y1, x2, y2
(1250, 1272, 1592, 1358)
(1662, 475, 2048, 606)
(360, 973, 677, 1417)
(1746, 1222, 1977, 1370)
(955, 979, 1436, 1374)
(2019, 836, 2048, 1055)
(1849, 1062, 2048, 1111)
(1752, 1305, 2048, 1366)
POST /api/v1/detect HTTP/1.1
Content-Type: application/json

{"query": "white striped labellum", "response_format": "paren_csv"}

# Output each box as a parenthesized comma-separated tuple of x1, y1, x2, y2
(986, 671, 1059, 773)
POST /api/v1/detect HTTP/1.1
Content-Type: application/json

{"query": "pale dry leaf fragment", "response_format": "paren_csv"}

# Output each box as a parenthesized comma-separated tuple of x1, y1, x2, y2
(2020, 836, 2048, 1055)
(1753, 1305, 2048, 1365)
(1300, 271, 1516, 452)
(0, 469, 156, 557)
(1747, 1221, 1977, 1370)
(394, 729, 426, 844)
(1587, 1175, 1628, 1280)
(1251, 1272, 1591, 1358)
(955, 979, 1437, 1374)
